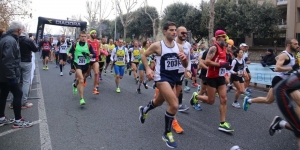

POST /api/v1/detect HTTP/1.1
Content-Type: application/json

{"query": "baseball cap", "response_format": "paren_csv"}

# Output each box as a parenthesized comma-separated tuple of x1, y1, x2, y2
(239, 43, 248, 47)
(215, 30, 226, 37)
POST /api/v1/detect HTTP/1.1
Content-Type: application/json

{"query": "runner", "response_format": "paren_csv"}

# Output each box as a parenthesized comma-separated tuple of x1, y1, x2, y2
(86, 30, 100, 94)
(104, 39, 115, 75)
(68, 31, 96, 105)
(171, 26, 191, 134)
(190, 43, 200, 87)
(110, 38, 129, 93)
(243, 38, 299, 111)
(239, 43, 252, 93)
(98, 38, 108, 81)
(230, 49, 246, 108)
(39, 36, 51, 70)
(190, 30, 234, 133)
(56, 34, 71, 76)
(193, 37, 216, 110)
(129, 40, 141, 83)
(138, 21, 188, 148)
(268, 72, 300, 149)
(136, 40, 151, 94)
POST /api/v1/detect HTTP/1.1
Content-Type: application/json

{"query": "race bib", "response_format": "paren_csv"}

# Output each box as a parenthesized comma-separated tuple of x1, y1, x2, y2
(134, 56, 139, 60)
(117, 57, 124, 62)
(90, 58, 96, 62)
(165, 59, 179, 71)
(238, 70, 244, 77)
(78, 56, 86, 65)
(219, 68, 226, 76)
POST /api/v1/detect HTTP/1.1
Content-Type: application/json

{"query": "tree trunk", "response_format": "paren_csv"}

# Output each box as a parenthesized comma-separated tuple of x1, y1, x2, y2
(208, 0, 215, 40)
(123, 25, 127, 39)
(153, 21, 156, 41)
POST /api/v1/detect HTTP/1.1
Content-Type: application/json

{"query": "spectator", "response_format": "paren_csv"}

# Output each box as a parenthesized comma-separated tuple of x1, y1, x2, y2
(261, 48, 276, 67)
(0, 21, 33, 128)
(9, 28, 38, 109)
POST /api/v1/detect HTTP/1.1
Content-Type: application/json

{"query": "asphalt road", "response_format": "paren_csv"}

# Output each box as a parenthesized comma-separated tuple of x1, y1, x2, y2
(0, 53, 297, 150)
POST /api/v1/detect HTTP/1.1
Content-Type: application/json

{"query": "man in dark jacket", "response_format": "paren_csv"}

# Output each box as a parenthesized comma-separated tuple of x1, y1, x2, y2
(9, 31, 38, 109)
(0, 21, 33, 128)
(261, 48, 276, 67)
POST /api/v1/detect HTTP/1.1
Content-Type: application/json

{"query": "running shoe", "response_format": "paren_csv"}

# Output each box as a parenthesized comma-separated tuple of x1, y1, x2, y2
(243, 96, 251, 111)
(269, 116, 283, 136)
(12, 120, 33, 129)
(116, 88, 121, 93)
(172, 119, 184, 134)
(162, 132, 177, 148)
(232, 102, 241, 108)
(80, 98, 86, 105)
(138, 106, 148, 124)
(178, 104, 189, 112)
(72, 83, 77, 95)
(218, 122, 234, 132)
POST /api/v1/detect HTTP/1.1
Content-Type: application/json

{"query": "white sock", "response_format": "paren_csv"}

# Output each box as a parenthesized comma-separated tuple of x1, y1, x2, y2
(15, 119, 21, 123)
(279, 120, 287, 128)
(0, 117, 5, 121)
(247, 99, 252, 103)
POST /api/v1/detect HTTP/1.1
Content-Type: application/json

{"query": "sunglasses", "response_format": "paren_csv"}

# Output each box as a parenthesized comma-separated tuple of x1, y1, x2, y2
(218, 35, 226, 38)
(181, 32, 188, 35)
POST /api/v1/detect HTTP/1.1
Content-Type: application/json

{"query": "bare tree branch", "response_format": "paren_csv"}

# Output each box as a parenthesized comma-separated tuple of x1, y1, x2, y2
(98, 0, 114, 37)
(115, 0, 138, 39)
(85, 0, 100, 31)
(44, 25, 52, 35)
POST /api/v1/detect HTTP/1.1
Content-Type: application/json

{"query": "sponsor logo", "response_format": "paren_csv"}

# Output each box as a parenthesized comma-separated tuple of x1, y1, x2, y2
(55, 20, 81, 26)
(48, 20, 52, 23)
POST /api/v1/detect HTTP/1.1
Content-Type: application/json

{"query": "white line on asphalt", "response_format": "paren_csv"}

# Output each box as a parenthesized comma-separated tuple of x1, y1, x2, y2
(0, 120, 40, 137)
(36, 63, 53, 150)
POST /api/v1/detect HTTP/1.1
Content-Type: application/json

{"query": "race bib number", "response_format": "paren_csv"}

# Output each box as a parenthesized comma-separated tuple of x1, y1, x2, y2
(90, 58, 96, 62)
(117, 57, 124, 62)
(165, 59, 179, 71)
(134, 56, 139, 60)
(78, 56, 86, 65)
(219, 68, 226, 76)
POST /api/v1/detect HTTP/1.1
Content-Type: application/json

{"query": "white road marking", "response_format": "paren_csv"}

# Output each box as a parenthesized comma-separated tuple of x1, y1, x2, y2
(36, 62, 53, 150)
(0, 120, 40, 137)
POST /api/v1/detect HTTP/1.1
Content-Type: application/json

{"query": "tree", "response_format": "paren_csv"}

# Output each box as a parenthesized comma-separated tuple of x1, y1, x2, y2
(129, 6, 159, 40)
(184, 7, 207, 42)
(199, 0, 210, 42)
(23, 23, 31, 33)
(44, 25, 53, 35)
(98, 0, 113, 38)
(115, 0, 138, 39)
(144, 0, 162, 41)
(253, 1, 280, 38)
(161, 2, 193, 27)
(208, 0, 215, 40)
(85, 0, 100, 31)
(60, 26, 68, 35)
(0, 0, 32, 30)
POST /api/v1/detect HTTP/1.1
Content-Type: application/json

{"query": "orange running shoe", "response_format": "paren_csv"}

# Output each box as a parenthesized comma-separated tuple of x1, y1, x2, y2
(172, 119, 184, 134)
(83, 81, 87, 87)
(93, 89, 99, 95)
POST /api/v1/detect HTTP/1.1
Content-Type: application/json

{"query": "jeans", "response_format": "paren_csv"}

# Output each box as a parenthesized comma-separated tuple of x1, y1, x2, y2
(20, 62, 32, 105)
(0, 82, 22, 120)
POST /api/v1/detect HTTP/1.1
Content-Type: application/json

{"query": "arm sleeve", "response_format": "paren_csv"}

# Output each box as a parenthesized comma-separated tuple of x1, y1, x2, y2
(186, 51, 191, 71)
(125, 48, 129, 63)
(88, 44, 96, 58)
(243, 60, 247, 71)
(69, 44, 75, 54)
(2, 41, 16, 79)
(110, 48, 116, 62)
(230, 59, 236, 74)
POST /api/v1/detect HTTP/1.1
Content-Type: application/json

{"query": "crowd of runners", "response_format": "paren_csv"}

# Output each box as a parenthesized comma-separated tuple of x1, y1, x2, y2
(35, 21, 300, 149)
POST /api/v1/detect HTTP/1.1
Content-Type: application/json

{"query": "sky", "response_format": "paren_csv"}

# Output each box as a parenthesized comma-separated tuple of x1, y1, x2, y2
(19, 0, 205, 34)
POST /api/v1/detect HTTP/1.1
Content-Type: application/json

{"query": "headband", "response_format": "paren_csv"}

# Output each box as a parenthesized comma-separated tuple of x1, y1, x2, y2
(90, 30, 97, 35)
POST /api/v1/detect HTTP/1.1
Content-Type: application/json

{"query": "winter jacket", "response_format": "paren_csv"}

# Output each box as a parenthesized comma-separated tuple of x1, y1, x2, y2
(19, 33, 38, 62)
(261, 53, 276, 67)
(0, 30, 21, 82)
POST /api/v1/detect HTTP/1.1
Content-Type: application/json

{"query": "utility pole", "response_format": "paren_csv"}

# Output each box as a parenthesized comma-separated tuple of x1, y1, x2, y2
(114, 0, 117, 41)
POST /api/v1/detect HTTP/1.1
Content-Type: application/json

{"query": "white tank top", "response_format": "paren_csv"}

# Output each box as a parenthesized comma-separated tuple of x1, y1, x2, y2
(277, 50, 295, 79)
(59, 41, 69, 53)
(178, 41, 191, 73)
(154, 40, 180, 82)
